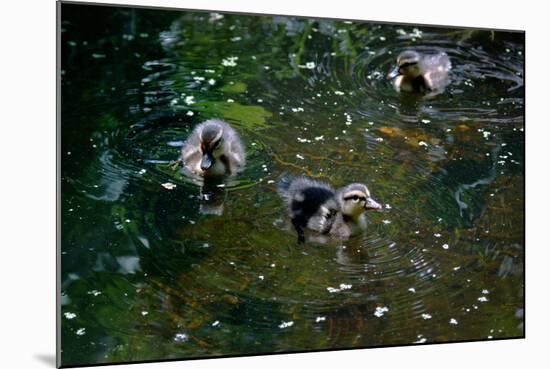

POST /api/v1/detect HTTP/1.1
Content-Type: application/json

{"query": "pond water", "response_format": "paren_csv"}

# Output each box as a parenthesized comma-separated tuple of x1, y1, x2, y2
(60, 3, 524, 367)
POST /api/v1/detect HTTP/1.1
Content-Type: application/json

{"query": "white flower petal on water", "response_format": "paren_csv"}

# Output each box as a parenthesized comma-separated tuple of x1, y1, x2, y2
(76, 328, 86, 336)
(162, 182, 177, 190)
(64, 312, 77, 320)
(411, 28, 423, 38)
(278, 321, 294, 329)
(414, 336, 427, 343)
(209, 13, 224, 22)
(315, 316, 326, 323)
(421, 313, 432, 320)
(174, 333, 189, 342)
(449, 318, 458, 325)
(221, 56, 239, 67)
(374, 306, 389, 318)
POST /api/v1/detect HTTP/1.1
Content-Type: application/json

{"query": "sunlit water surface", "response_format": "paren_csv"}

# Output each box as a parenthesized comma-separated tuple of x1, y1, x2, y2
(60, 4, 524, 366)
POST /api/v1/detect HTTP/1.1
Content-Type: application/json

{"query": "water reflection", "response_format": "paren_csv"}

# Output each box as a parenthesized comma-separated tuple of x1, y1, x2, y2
(60, 4, 524, 367)
(199, 179, 227, 216)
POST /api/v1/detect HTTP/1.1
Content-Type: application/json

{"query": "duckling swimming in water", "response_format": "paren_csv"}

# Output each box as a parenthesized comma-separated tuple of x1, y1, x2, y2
(277, 176, 382, 242)
(181, 119, 245, 177)
(387, 50, 451, 94)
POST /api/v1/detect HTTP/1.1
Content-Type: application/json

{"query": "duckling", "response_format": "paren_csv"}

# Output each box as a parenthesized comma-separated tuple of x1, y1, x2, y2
(387, 50, 451, 94)
(277, 177, 382, 242)
(181, 119, 245, 177)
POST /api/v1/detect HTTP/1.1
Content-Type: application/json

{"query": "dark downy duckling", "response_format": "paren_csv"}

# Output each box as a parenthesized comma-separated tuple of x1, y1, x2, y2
(181, 119, 245, 177)
(387, 50, 451, 94)
(277, 177, 382, 242)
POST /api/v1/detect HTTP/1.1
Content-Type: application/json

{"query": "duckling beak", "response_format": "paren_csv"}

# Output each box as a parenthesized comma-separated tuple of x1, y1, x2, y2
(200, 153, 213, 171)
(386, 66, 400, 80)
(365, 197, 382, 211)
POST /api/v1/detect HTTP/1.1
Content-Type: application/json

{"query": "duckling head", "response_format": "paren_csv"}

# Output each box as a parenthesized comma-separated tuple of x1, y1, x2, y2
(387, 50, 422, 80)
(199, 123, 225, 172)
(338, 183, 382, 220)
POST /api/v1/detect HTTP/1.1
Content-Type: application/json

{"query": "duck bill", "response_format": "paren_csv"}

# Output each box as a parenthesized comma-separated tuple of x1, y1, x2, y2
(365, 197, 382, 211)
(386, 66, 400, 80)
(200, 153, 213, 171)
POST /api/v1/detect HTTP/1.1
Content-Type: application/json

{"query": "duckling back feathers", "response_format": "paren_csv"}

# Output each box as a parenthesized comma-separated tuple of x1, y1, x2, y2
(419, 52, 451, 91)
(277, 176, 339, 237)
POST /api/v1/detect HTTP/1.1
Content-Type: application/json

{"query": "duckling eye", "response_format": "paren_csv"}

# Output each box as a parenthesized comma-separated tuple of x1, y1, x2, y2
(352, 196, 360, 203)
(400, 62, 417, 69)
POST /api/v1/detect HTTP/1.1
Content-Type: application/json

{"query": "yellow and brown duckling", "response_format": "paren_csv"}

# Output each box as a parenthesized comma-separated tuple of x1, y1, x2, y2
(181, 119, 245, 177)
(277, 176, 382, 242)
(387, 50, 451, 94)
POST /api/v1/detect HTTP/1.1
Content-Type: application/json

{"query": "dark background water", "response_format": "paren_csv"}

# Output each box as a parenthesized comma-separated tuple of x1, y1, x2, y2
(60, 3, 524, 367)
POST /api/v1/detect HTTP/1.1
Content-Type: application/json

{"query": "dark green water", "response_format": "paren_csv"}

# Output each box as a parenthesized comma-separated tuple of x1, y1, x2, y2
(60, 3, 524, 367)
